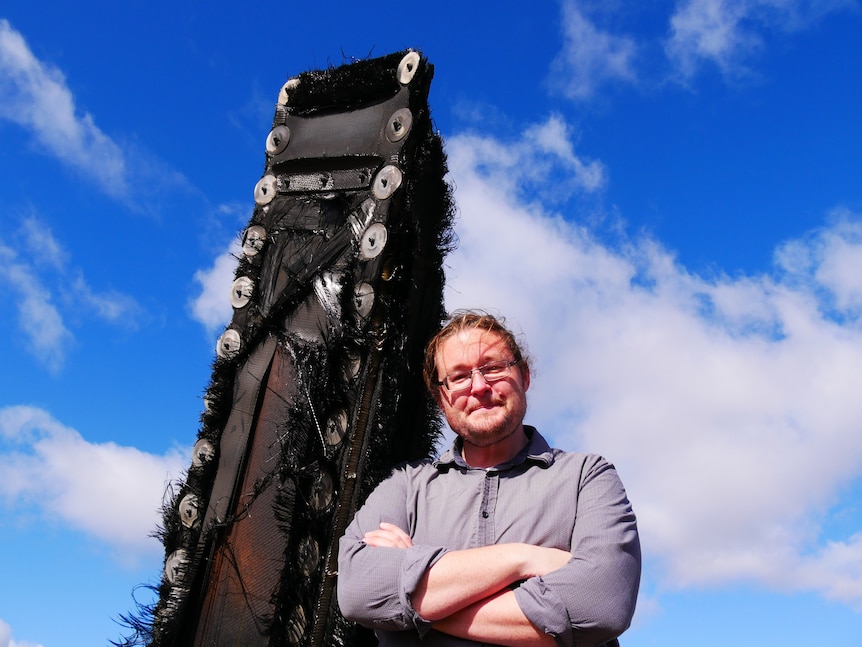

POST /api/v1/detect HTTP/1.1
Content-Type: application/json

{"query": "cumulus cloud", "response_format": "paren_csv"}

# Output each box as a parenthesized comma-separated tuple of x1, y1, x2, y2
(550, 0, 638, 100)
(0, 406, 187, 557)
(0, 215, 142, 371)
(0, 618, 43, 647)
(443, 119, 862, 607)
(188, 201, 256, 336)
(453, 114, 605, 205)
(665, 0, 855, 80)
(0, 19, 128, 197)
(190, 238, 241, 335)
(777, 214, 862, 317)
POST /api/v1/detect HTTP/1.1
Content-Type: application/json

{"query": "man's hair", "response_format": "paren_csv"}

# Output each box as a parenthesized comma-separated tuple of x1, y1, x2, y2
(422, 309, 531, 395)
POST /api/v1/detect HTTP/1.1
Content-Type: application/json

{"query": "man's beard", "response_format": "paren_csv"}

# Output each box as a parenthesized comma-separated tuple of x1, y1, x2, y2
(453, 396, 528, 448)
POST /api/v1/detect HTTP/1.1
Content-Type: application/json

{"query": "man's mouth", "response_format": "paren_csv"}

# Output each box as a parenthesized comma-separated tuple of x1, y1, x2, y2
(467, 399, 503, 414)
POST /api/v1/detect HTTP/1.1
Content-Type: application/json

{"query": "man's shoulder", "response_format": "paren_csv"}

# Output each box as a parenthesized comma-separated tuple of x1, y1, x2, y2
(363, 458, 438, 498)
(384, 457, 438, 478)
(528, 428, 613, 470)
(399, 456, 438, 470)
(546, 446, 616, 473)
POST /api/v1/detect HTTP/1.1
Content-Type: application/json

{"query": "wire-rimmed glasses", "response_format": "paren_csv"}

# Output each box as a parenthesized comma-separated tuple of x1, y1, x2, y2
(435, 359, 520, 392)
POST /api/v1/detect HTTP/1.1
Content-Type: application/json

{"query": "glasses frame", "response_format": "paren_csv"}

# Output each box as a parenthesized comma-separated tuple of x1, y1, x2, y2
(435, 358, 521, 392)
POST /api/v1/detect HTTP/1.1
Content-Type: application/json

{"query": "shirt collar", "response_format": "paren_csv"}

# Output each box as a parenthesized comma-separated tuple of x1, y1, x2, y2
(433, 426, 554, 471)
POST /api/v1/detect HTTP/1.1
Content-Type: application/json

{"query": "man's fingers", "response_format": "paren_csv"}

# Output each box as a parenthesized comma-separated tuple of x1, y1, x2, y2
(378, 522, 412, 541)
(363, 523, 414, 548)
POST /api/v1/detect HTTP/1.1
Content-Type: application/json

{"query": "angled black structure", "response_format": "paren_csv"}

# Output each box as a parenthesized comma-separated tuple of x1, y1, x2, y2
(120, 49, 454, 647)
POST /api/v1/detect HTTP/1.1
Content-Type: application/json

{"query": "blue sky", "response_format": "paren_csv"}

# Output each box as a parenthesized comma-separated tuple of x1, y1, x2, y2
(2, 1, 862, 646)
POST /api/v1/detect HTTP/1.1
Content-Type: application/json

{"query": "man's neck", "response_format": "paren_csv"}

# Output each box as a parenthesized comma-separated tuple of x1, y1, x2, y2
(461, 425, 529, 469)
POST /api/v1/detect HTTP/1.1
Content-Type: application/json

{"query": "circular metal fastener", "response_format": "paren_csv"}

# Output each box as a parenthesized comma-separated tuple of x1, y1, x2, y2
(386, 108, 413, 143)
(297, 537, 320, 578)
(216, 328, 242, 359)
(359, 222, 388, 260)
(398, 51, 420, 84)
(192, 438, 215, 467)
(165, 549, 188, 584)
(278, 77, 301, 106)
(285, 606, 307, 645)
(179, 494, 201, 529)
(254, 174, 277, 205)
(325, 409, 348, 446)
(353, 282, 374, 318)
(242, 225, 267, 258)
(229, 276, 254, 309)
(266, 125, 291, 155)
(308, 469, 334, 511)
(372, 165, 402, 200)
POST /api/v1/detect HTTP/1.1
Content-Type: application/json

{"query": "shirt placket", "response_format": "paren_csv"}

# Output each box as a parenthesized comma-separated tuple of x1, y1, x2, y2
(478, 469, 500, 546)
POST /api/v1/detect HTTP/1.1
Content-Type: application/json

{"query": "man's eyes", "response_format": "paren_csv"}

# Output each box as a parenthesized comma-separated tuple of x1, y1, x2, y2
(482, 362, 509, 375)
(449, 361, 508, 384)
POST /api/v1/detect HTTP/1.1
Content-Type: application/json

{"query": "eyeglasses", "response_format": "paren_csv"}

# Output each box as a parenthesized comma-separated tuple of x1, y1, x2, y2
(435, 359, 520, 392)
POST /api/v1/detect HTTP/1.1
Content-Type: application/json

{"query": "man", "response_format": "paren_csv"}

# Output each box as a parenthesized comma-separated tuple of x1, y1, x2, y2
(338, 310, 640, 647)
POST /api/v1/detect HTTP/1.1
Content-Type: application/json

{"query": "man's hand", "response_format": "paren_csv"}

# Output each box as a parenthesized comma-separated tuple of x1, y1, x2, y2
(520, 544, 572, 579)
(363, 522, 414, 549)
(357, 523, 571, 647)
(361, 523, 570, 578)
(413, 543, 570, 621)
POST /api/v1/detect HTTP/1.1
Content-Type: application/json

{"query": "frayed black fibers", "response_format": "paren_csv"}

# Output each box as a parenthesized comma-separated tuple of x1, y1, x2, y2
(116, 49, 454, 647)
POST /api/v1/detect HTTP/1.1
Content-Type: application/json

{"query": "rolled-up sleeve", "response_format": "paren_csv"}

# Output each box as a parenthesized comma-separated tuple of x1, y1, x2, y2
(513, 456, 641, 647)
(337, 466, 448, 633)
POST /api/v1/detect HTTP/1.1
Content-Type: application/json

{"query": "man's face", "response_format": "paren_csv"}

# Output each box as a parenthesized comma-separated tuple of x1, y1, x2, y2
(435, 328, 530, 448)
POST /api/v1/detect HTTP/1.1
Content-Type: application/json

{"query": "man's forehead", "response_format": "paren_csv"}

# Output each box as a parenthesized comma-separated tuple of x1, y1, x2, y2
(438, 329, 507, 361)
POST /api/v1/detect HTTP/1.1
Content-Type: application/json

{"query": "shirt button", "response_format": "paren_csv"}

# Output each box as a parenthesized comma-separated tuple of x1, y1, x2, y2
(482, 511, 489, 518)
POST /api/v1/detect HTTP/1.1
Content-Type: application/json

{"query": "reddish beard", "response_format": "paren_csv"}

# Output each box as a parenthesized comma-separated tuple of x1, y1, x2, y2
(450, 394, 527, 448)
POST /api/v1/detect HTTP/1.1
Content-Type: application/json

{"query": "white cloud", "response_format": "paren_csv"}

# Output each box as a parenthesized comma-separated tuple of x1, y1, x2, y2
(0, 406, 187, 558)
(548, 1, 857, 94)
(452, 114, 605, 206)
(796, 215, 862, 316)
(19, 216, 68, 272)
(0, 618, 43, 647)
(0, 19, 128, 197)
(443, 120, 862, 607)
(68, 272, 143, 324)
(665, 0, 756, 79)
(665, 0, 855, 80)
(0, 241, 72, 373)
(550, 0, 638, 100)
(190, 238, 241, 335)
(0, 216, 143, 370)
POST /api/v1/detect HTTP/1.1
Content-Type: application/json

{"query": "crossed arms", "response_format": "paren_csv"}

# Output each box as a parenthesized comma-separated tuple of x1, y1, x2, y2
(361, 522, 571, 647)
(336, 454, 640, 647)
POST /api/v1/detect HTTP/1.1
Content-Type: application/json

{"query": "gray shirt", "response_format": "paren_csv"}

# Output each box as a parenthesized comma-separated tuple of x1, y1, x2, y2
(337, 427, 640, 647)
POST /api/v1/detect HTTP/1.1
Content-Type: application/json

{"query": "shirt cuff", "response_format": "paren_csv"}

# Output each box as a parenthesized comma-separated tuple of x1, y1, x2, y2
(399, 544, 449, 637)
(514, 577, 573, 647)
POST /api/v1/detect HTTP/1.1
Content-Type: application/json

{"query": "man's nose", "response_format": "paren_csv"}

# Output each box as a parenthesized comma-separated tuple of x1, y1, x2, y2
(469, 370, 492, 393)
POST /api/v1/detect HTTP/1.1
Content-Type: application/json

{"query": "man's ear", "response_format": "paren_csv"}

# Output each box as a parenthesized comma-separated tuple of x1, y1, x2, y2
(521, 365, 531, 391)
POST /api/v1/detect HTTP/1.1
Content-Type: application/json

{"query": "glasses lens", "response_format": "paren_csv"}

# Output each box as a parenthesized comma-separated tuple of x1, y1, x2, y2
(444, 360, 513, 391)
(484, 361, 512, 380)
(447, 372, 472, 390)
